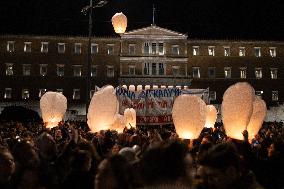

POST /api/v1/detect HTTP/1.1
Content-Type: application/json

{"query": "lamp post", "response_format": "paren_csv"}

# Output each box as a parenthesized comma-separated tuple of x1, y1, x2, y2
(83, 1, 127, 119)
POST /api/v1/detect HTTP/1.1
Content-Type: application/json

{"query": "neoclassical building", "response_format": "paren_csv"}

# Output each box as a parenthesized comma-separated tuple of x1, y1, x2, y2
(0, 25, 283, 118)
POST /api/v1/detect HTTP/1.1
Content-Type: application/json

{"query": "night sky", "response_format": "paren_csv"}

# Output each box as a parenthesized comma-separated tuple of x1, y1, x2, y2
(0, 0, 283, 40)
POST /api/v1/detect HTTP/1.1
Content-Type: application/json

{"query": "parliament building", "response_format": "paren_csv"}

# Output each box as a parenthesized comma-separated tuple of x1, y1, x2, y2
(0, 25, 283, 118)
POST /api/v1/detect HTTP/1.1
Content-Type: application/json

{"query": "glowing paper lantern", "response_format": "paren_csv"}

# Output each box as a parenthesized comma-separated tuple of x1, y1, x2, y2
(247, 97, 267, 140)
(172, 95, 206, 139)
(112, 12, 127, 34)
(124, 108, 136, 128)
(205, 105, 217, 128)
(40, 92, 67, 129)
(87, 85, 118, 132)
(222, 82, 255, 140)
(111, 114, 126, 133)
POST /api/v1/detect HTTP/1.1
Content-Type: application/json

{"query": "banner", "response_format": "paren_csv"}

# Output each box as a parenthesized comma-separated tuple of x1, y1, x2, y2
(116, 87, 209, 125)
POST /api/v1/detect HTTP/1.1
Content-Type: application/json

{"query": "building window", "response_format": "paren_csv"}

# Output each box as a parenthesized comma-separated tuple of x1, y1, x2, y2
(57, 89, 63, 94)
(270, 68, 278, 79)
(193, 46, 200, 56)
(269, 47, 276, 57)
(172, 45, 180, 55)
(159, 63, 165, 75)
(208, 46, 215, 56)
(107, 44, 114, 55)
(56, 65, 64, 76)
(41, 42, 49, 53)
(5, 64, 14, 75)
(192, 67, 200, 78)
(240, 67, 247, 79)
(144, 63, 150, 75)
(208, 67, 216, 78)
(129, 44, 135, 54)
(107, 66, 114, 77)
(151, 43, 156, 54)
(24, 42, 32, 52)
(144, 42, 150, 54)
(128, 65, 135, 75)
(224, 67, 231, 78)
(272, 91, 278, 101)
(172, 66, 180, 76)
(73, 65, 82, 77)
(39, 89, 47, 98)
(239, 47, 245, 56)
(74, 43, 81, 54)
(4, 88, 12, 99)
(22, 64, 31, 76)
(58, 43, 66, 53)
(158, 42, 164, 55)
(7, 41, 15, 52)
(209, 91, 216, 101)
(254, 47, 261, 57)
(22, 89, 29, 99)
(40, 64, 47, 76)
(91, 43, 98, 54)
(73, 89, 80, 100)
(224, 47, 230, 56)
(255, 91, 263, 98)
(91, 65, 98, 77)
(255, 68, 262, 79)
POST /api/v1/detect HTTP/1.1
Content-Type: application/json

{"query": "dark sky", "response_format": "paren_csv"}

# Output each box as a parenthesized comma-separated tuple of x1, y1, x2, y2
(0, 0, 283, 40)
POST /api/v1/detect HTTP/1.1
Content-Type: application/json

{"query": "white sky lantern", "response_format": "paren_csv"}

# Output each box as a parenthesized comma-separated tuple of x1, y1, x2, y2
(205, 105, 217, 128)
(112, 12, 127, 34)
(222, 82, 255, 140)
(111, 114, 126, 133)
(247, 97, 267, 141)
(172, 95, 206, 139)
(87, 85, 118, 132)
(124, 108, 136, 128)
(40, 91, 67, 129)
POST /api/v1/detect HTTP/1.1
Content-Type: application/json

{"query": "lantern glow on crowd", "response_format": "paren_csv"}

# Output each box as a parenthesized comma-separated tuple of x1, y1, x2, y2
(40, 91, 67, 129)
(172, 95, 206, 139)
(222, 82, 255, 140)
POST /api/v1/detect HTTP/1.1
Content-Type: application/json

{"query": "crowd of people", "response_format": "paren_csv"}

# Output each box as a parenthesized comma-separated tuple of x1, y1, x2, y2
(0, 120, 283, 189)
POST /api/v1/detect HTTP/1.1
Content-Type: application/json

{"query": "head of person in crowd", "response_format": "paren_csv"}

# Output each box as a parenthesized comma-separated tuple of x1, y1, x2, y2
(140, 140, 192, 186)
(70, 150, 92, 172)
(197, 142, 244, 189)
(267, 139, 284, 160)
(95, 155, 133, 189)
(0, 147, 15, 184)
(12, 139, 40, 169)
(36, 132, 57, 161)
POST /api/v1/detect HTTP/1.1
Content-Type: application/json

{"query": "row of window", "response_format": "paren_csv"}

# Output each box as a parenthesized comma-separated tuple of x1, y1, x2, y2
(3, 64, 114, 77)
(1, 88, 279, 101)
(192, 67, 278, 79)
(191, 46, 277, 57)
(5, 41, 278, 57)
(2, 63, 279, 79)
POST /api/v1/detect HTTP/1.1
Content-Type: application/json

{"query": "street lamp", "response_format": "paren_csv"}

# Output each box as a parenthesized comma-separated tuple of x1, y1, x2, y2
(83, 0, 127, 118)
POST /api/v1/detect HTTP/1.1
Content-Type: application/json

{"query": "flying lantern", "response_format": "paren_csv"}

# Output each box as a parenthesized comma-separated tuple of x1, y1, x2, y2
(111, 114, 126, 133)
(40, 91, 67, 129)
(87, 85, 118, 132)
(205, 105, 217, 128)
(172, 95, 206, 139)
(247, 97, 267, 141)
(222, 82, 255, 140)
(111, 12, 127, 34)
(124, 108, 136, 128)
